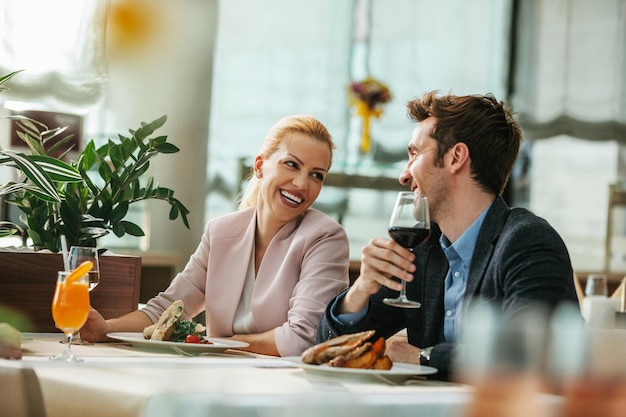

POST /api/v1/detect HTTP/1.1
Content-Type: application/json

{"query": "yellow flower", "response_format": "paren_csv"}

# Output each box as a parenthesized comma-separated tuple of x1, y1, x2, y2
(347, 77, 392, 154)
(348, 77, 392, 110)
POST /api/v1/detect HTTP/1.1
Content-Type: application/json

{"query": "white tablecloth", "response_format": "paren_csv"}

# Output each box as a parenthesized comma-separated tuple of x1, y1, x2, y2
(0, 333, 481, 417)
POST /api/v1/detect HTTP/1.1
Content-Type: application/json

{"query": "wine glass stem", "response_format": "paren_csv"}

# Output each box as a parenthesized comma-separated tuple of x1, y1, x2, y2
(399, 280, 408, 300)
(65, 333, 74, 355)
(399, 248, 413, 299)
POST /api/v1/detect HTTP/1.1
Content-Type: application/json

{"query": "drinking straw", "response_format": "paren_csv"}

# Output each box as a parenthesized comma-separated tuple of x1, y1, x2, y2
(60, 235, 70, 272)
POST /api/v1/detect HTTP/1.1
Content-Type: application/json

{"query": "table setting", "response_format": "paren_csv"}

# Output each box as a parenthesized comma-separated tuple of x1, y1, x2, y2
(1, 332, 474, 417)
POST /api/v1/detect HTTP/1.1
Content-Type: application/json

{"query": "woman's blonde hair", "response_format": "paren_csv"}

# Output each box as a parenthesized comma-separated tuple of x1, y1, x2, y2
(238, 115, 335, 209)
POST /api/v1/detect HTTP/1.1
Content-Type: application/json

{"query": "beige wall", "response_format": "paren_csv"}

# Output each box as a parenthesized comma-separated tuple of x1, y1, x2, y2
(103, 0, 217, 270)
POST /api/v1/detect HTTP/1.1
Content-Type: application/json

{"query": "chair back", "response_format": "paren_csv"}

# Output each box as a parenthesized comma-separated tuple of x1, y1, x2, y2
(0, 366, 46, 417)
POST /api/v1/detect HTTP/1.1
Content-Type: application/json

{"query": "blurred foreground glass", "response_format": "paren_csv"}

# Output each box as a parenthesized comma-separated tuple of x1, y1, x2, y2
(585, 275, 608, 297)
(457, 303, 555, 417)
(50, 271, 90, 362)
(582, 275, 616, 327)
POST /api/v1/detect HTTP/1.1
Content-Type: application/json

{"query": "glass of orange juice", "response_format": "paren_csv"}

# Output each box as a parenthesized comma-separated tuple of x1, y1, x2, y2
(50, 270, 90, 362)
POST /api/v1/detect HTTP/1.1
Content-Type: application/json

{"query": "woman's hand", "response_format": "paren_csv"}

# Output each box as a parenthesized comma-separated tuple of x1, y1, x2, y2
(80, 308, 153, 343)
(340, 237, 415, 314)
(229, 329, 279, 356)
(79, 307, 110, 342)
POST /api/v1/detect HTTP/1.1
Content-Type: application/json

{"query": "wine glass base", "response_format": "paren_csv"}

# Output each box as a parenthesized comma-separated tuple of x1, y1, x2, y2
(60, 338, 94, 346)
(383, 297, 421, 309)
(49, 352, 84, 362)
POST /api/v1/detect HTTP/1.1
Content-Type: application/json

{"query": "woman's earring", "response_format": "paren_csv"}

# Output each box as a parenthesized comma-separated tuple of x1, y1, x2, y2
(256, 171, 262, 178)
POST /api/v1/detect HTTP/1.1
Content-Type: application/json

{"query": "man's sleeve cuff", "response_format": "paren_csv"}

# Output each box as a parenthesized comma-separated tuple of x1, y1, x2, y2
(329, 291, 369, 328)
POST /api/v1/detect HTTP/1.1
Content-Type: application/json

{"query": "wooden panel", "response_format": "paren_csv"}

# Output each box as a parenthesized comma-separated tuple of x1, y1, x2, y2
(115, 250, 180, 303)
(0, 251, 141, 332)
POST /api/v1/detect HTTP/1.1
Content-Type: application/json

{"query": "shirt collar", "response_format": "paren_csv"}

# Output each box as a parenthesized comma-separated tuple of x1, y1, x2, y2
(439, 203, 492, 263)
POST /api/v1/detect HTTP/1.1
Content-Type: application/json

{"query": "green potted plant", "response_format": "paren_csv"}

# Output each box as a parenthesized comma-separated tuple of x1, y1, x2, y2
(0, 70, 190, 251)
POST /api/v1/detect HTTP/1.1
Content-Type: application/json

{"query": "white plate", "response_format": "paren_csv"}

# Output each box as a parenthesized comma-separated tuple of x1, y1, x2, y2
(281, 356, 438, 381)
(107, 332, 249, 355)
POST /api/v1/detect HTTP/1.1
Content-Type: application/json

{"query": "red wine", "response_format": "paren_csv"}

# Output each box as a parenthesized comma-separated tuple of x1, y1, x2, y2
(389, 226, 429, 248)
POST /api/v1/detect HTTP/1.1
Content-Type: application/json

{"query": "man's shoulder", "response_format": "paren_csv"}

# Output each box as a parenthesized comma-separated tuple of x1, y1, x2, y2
(506, 207, 556, 232)
(496, 207, 568, 252)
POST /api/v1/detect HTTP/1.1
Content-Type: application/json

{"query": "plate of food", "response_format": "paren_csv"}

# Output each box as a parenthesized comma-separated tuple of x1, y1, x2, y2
(284, 330, 437, 380)
(107, 300, 249, 355)
(107, 332, 249, 355)
(282, 356, 437, 380)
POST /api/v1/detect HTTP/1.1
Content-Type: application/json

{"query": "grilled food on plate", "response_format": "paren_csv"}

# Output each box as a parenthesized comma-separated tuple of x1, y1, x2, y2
(143, 300, 207, 343)
(301, 330, 393, 370)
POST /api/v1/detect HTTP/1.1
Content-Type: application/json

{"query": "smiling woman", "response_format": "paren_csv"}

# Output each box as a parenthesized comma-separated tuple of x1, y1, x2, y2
(80, 114, 350, 358)
(252, 131, 330, 231)
(239, 115, 335, 210)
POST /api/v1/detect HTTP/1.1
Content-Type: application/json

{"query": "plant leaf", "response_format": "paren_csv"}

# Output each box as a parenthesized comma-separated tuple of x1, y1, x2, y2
(29, 155, 82, 182)
(0, 150, 60, 201)
(120, 220, 145, 237)
(154, 142, 179, 154)
(110, 202, 129, 223)
(0, 70, 23, 92)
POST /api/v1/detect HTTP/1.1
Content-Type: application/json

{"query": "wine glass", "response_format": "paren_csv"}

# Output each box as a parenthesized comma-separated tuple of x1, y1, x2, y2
(383, 191, 430, 308)
(50, 270, 90, 361)
(69, 246, 100, 292)
(68, 246, 99, 344)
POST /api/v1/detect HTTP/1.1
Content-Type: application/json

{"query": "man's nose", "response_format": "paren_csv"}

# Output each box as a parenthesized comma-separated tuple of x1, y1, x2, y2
(399, 169, 411, 185)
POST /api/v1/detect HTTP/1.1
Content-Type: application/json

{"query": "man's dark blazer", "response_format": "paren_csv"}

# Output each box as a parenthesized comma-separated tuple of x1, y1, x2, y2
(317, 197, 579, 380)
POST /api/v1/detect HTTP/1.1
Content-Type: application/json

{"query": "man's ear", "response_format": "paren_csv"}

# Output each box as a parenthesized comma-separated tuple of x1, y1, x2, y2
(448, 142, 470, 174)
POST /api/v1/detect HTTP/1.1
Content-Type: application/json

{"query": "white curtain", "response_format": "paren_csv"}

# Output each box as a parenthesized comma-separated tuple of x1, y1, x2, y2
(0, 0, 108, 105)
(512, 0, 626, 271)
(512, 0, 626, 141)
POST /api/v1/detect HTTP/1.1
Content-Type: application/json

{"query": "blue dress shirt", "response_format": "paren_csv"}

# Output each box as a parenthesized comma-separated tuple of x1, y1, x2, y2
(440, 207, 489, 342)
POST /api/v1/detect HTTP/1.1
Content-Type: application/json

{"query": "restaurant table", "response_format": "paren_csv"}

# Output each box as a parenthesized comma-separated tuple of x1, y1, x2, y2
(0, 333, 564, 417)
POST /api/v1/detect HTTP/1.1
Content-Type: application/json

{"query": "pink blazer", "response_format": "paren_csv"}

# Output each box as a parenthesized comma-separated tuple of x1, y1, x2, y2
(142, 207, 350, 356)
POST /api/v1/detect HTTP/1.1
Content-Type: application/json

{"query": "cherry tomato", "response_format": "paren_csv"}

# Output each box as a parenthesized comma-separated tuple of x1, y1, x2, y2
(184, 334, 201, 344)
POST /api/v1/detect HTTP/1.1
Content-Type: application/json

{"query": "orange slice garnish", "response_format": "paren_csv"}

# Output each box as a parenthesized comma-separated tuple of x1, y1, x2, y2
(65, 260, 93, 285)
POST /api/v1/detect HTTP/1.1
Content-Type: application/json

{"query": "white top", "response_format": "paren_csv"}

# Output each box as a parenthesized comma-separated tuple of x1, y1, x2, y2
(232, 246, 258, 334)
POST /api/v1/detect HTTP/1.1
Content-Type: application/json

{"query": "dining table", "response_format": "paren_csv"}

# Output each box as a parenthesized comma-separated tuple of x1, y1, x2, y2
(0, 333, 569, 417)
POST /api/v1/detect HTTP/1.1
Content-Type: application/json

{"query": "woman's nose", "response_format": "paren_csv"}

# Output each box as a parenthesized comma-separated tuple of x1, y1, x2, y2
(292, 172, 309, 190)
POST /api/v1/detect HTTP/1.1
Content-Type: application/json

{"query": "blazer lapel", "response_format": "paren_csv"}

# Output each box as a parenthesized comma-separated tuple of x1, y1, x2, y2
(464, 197, 510, 299)
(206, 209, 257, 335)
(410, 224, 447, 343)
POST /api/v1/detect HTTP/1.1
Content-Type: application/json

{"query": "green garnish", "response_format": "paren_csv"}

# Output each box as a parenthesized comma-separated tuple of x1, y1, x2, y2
(171, 320, 204, 342)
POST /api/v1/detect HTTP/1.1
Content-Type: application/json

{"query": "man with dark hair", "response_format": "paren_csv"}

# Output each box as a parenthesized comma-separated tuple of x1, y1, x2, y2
(317, 91, 579, 380)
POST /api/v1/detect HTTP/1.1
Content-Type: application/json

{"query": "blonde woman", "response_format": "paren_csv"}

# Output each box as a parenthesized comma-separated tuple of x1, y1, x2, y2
(81, 115, 349, 356)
